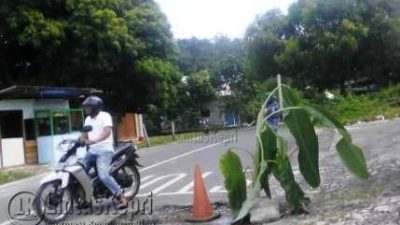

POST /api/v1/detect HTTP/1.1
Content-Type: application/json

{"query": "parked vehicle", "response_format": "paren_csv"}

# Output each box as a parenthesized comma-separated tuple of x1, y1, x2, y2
(200, 117, 210, 134)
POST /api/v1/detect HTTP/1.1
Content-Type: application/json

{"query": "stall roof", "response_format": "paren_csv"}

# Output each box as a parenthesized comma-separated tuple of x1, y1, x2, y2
(0, 85, 103, 100)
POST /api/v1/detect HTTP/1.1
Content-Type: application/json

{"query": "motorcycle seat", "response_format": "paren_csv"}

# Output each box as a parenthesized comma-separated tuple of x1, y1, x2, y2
(112, 143, 135, 162)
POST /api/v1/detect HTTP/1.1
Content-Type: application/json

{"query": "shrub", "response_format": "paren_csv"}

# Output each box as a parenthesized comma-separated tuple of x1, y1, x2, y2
(220, 85, 369, 223)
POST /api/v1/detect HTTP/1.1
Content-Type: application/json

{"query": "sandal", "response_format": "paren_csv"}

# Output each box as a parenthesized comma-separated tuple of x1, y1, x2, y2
(116, 194, 128, 209)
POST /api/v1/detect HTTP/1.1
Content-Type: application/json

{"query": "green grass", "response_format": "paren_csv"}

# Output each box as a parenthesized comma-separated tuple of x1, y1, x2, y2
(323, 84, 400, 124)
(138, 131, 204, 149)
(0, 170, 34, 185)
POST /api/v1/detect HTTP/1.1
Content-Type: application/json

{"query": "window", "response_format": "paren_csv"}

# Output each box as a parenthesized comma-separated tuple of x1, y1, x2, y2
(37, 118, 51, 136)
(53, 111, 69, 135)
(70, 110, 84, 132)
(35, 109, 84, 136)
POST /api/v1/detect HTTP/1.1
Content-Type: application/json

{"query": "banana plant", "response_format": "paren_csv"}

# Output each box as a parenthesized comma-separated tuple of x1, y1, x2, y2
(219, 85, 370, 223)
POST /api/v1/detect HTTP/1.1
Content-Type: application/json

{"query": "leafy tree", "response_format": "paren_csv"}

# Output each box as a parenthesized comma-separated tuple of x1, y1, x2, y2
(183, 70, 216, 106)
(246, 0, 400, 93)
(0, 0, 180, 113)
(283, 0, 369, 93)
(160, 70, 216, 130)
(245, 9, 287, 81)
(353, 0, 400, 87)
(176, 38, 214, 75)
(177, 36, 255, 124)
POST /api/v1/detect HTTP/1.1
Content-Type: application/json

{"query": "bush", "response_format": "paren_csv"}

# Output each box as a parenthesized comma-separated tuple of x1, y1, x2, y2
(220, 85, 369, 223)
(376, 83, 400, 105)
(324, 95, 381, 124)
(322, 84, 400, 124)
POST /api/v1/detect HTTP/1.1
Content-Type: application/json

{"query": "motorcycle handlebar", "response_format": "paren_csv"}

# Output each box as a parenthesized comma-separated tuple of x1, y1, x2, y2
(58, 139, 87, 163)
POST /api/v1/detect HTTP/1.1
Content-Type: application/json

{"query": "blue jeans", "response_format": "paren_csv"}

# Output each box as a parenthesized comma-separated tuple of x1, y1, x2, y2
(83, 149, 122, 196)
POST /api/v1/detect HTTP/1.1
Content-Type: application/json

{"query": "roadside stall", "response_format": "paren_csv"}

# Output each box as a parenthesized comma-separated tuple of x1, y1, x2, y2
(0, 86, 101, 167)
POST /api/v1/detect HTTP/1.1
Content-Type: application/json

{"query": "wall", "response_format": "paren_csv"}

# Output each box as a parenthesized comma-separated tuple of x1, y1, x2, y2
(34, 99, 69, 112)
(37, 132, 86, 164)
(1, 138, 25, 167)
(203, 101, 226, 126)
(0, 99, 69, 119)
(0, 99, 34, 119)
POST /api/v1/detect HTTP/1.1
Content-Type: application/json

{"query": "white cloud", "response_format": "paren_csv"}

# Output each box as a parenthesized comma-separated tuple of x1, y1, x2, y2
(155, 0, 296, 39)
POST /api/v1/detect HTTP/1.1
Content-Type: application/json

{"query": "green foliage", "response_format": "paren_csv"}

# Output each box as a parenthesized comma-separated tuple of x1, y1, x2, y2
(220, 85, 370, 222)
(176, 36, 251, 125)
(376, 83, 400, 104)
(282, 86, 320, 188)
(177, 38, 214, 75)
(317, 84, 400, 125)
(245, 0, 400, 92)
(0, 0, 179, 113)
(235, 161, 267, 222)
(245, 9, 286, 81)
(219, 149, 247, 218)
(301, 102, 370, 180)
(137, 131, 203, 149)
(0, 170, 34, 185)
(185, 70, 216, 102)
(273, 136, 310, 213)
(301, 103, 351, 141)
(254, 102, 277, 198)
(336, 139, 370, 179)
(135, 58, 182, 116)
(324, 95, 380, 124)
(241, 78, 278, 123)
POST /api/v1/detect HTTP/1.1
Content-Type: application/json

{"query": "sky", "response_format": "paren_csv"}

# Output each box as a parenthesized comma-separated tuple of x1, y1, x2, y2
(154, 0, 296, 39)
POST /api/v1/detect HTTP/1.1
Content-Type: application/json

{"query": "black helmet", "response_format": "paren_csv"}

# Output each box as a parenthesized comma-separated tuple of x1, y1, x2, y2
(82, 96, 103, 114)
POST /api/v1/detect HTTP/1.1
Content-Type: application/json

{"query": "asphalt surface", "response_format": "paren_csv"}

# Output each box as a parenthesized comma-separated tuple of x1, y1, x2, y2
(0, 128, 257, 225)
(1, 118, 398, 224)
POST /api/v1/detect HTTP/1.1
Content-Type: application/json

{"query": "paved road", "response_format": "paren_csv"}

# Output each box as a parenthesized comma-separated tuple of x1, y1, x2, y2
(1, 118, 396, 224)
(0, 128, 257, 224)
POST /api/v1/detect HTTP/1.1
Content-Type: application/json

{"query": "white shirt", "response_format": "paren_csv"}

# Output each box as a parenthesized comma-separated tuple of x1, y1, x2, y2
(84, 111, 114, 151)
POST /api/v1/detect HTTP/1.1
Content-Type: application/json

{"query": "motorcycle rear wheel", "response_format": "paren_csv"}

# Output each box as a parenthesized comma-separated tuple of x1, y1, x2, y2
(118, 165, 140, 200)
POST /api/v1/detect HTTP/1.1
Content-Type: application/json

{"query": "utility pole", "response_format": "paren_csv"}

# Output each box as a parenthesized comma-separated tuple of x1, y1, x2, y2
(171, 121, 176, 141)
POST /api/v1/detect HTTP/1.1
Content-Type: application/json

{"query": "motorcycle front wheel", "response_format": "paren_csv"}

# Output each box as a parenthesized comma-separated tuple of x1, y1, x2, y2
(34, 180, 73, 223)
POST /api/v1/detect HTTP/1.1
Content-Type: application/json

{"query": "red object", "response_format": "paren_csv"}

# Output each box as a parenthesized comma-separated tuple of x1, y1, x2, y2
(187, 164, 220, 222)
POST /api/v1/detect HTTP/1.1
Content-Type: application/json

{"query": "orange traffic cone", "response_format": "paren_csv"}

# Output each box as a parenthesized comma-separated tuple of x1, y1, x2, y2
(186, 164, 221, 222)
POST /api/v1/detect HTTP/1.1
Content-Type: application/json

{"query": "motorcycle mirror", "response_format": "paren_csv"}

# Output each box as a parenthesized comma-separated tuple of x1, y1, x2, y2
(82, 125, 93, 133)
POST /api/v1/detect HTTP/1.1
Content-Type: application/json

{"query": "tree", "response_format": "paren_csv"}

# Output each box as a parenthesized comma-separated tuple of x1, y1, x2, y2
(245, 9, 287, 81)
(283, 0, 368, 93)
(0, 0, 180, 113)
(246, 0, 400, 93)
(177, 38, 214, 75)
(183, 70, 216, 106)
(353, 0, 400, 86)
(177, 36, 258, 124)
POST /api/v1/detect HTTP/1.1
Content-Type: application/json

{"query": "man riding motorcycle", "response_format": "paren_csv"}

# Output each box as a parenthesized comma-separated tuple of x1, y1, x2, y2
(81, 95, 128, 209)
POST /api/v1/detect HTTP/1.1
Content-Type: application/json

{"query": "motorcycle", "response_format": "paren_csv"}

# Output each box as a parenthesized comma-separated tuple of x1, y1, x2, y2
(200, 117, 210, 134)
(34, 125, 141, 223)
